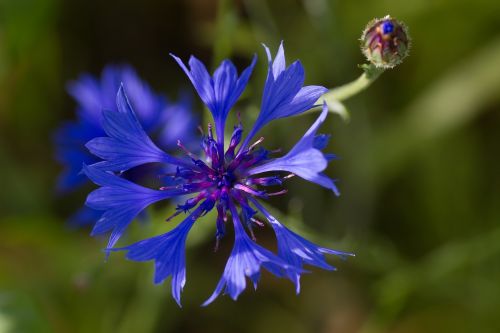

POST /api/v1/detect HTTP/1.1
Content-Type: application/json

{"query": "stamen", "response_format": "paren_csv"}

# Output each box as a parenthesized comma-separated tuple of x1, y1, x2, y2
(214, 204, 226, 252)
(225, 121, 244, 161)
(266, 189, 288, 197)
(246, 176, 282, 186)
(165, 193, 207, 221)
(175, 169, 205, 181)
(248, 137, 264, 151)
(209, 141, 220, 169)
(214, 237, 221, 252)
(159, 185, 180, 191)
(248, 227, 257, 241)
(193, 159, 215, 175)
(234, 183, 266, 197)
(207, 123, 214, 139)
(177, 140, 198, 159)
(251, 217, 265, 227)
(165, 210, 182, 222)
(182, 181, 213, 192)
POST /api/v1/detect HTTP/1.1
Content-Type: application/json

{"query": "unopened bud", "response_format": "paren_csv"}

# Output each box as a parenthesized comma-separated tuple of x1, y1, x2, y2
(361, 15, 410, 69)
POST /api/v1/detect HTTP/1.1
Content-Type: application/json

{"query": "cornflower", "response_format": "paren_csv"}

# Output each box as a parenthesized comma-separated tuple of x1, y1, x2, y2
(83, 44, 353, 306)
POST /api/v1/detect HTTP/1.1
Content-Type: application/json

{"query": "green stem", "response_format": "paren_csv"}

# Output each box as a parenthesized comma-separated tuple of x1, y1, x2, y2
(319, 64, 385, 104)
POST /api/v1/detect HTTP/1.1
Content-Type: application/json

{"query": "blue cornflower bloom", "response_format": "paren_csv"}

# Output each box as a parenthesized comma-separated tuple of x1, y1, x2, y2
(55, 65, 197, 225)
(82, 43, 353, 306)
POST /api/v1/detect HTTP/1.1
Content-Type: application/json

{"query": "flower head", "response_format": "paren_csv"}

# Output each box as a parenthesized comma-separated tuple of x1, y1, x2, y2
(54, 65, 197, 225)
(361, 15, 410, 69)
(82, 44, 352, 305)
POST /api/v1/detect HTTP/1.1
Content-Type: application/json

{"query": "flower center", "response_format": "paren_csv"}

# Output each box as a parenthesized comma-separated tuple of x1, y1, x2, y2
(215, 169, 236, 189)
(164, 122, 292, 225)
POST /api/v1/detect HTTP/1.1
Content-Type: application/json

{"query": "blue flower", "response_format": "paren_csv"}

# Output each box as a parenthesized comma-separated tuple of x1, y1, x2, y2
(82, 44, 352, 305)
(54, 65, 197, 225)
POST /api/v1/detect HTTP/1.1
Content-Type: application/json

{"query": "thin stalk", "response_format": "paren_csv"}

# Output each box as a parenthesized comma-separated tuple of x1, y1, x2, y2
(319, 64, 385, 104)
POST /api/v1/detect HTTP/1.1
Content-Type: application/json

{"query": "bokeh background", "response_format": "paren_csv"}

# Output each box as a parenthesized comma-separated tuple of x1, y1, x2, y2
(1, 0, 500, 332)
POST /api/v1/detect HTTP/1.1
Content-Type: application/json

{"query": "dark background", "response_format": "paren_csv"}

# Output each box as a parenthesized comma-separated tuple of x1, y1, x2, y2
(1, 0, 500, 332)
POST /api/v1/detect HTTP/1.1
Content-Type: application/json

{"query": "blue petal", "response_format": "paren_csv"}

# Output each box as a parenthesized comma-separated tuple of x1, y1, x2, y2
(250, 198, 353, 293)
(67, 65, 164, 130)
(202, 201, 295, 306)
(171, 55, 214, 110)
(68, 206, 103, 228)
(54, 120, 102, 192)
(267, 41, 286, 78)
(117, 66, 164, 131)
(82, 164, 189, 249)
(171, 54, 256, 144)
(67, 74, 104, 128)
(247, 103, 339, 195)
(261, 60, 305, 119)
(86, 86, 191, 172)
(242, 43, 327, 148)
(282, 85, 327, 118)
(56, 149, 96, 192)
(157, 93, 199, 151)
(113, 203, 205, 306)
(313, 134, 331, 150)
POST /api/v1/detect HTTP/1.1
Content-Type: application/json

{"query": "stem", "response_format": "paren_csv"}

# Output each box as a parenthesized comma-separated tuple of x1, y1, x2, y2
(319, 64, 385, 104)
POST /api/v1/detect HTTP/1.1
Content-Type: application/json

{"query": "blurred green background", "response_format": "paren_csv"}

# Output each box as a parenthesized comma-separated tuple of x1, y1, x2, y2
(1, 0, 500, 332)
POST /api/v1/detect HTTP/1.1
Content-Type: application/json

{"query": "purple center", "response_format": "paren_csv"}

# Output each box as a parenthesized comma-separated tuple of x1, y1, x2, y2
(163, 122, 291, 246)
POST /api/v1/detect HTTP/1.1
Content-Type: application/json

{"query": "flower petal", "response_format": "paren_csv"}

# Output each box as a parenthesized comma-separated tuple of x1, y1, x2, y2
(202, 200, 294, 306)
(158, 93, 198, 150)
(250, 198, 353, 293)
(171, 54, 256, 144)
(241, 43, 327, 149)
(54, 120, 102, 192)
(269, 41, 286, 78)
(247, 103, 339, 194)
(113, 203, 206, 306)
(86, 85, 191, 172)
(82, 164, 190, 249)
(66, 74, 104, 127)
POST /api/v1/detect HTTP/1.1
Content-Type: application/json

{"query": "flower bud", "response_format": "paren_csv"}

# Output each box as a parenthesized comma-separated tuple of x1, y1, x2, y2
(361, 15, 410, 69)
